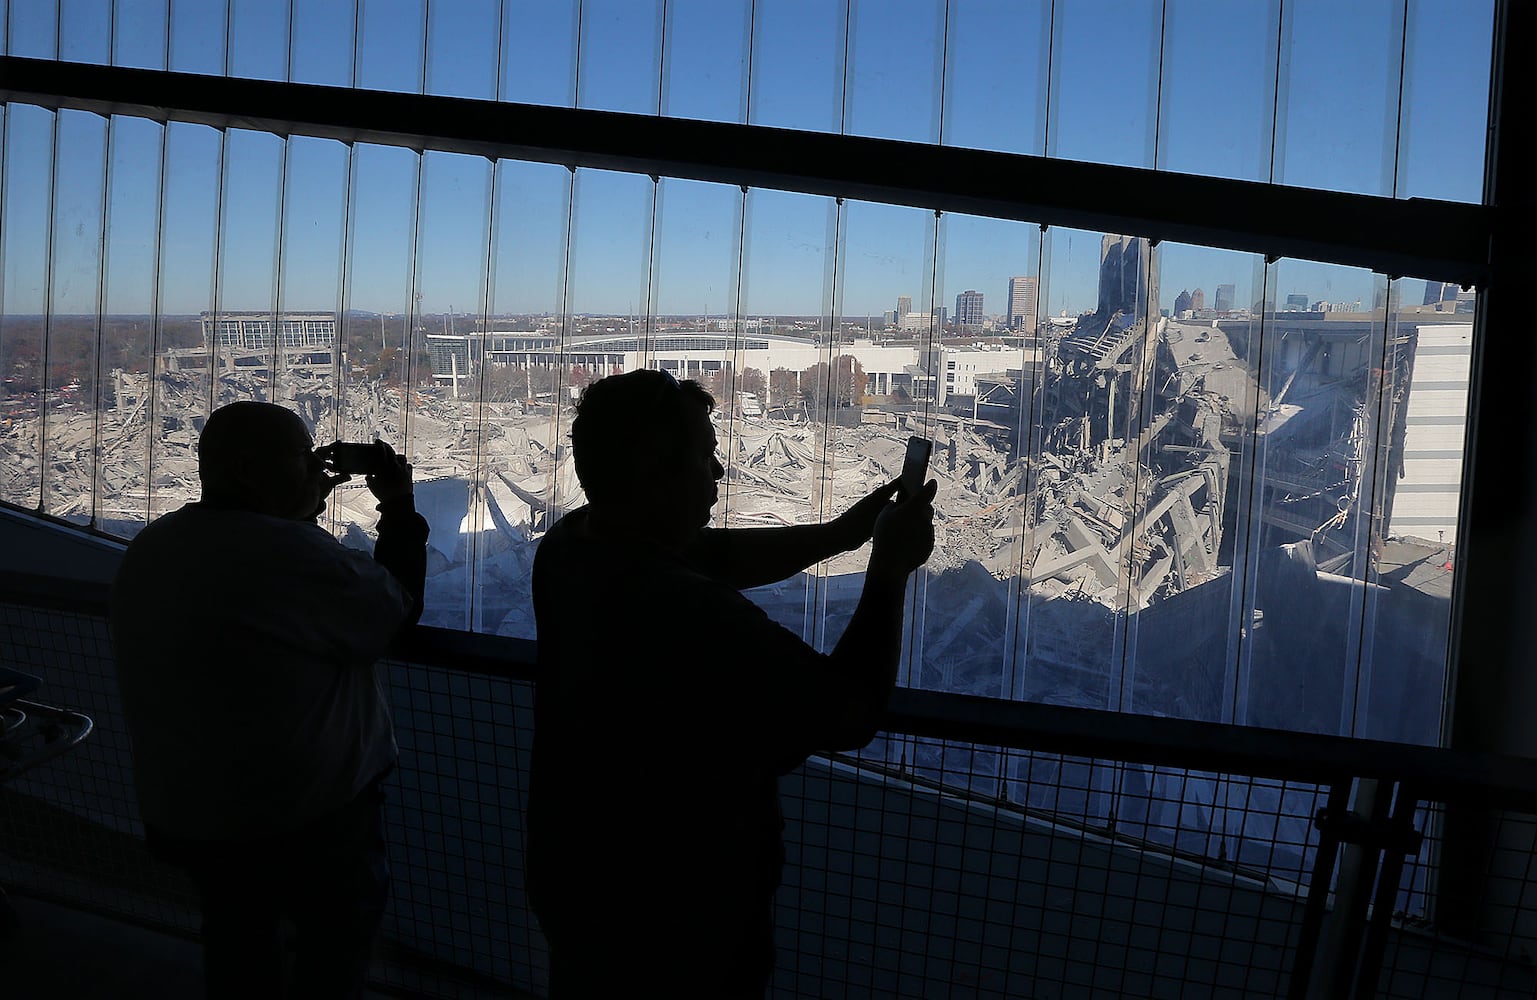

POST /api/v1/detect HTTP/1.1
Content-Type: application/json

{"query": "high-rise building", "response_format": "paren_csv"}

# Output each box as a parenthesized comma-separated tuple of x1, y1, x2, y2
(1097, 235, 1154, 318)
(955, 290, 984, 326)
(1174, 289, 1193, 315)
(1214, 284, 1236, 312)
(1190, 288, 1205, 312)
(896, 295, 913, 322)
(1286, 293, 1310, 311)
(1422, 280, 1458, 305)
(1007, 276, 1038, 332)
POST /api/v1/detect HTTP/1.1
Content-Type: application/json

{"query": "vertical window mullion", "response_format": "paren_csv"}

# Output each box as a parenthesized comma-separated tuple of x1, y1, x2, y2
(465, 156, 499, 631)
(89, 112, 114, 527)
(269, 136, 290, 399)
(142, 119, 169, 527)
(37, 108, 60, 514)
(401, 149, 423, 455)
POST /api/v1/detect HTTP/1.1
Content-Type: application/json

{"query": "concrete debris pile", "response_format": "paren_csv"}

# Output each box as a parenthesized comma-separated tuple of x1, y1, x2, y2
(9, 335, 1235, 647)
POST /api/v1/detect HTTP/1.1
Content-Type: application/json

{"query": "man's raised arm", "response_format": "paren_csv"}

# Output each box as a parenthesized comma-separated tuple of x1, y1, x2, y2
(364, 445, 430, 625)
(685, 479, 902, 589)
(781, 479, 937, 752)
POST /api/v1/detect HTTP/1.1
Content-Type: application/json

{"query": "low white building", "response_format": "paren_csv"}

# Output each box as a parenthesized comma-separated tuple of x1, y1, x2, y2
(478, 330, 1037, 410)
(1391, 322, 1472, 545)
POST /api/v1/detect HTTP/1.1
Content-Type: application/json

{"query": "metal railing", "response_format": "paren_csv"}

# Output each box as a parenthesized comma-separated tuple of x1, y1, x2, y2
(3, 572, 1537, 998)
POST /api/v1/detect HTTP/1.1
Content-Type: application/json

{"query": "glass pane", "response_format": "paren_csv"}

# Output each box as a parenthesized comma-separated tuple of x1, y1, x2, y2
(803, 201, 932, 656)
(168, 0, 226, 76)
(426, 0, 500, 100)
(660, 0, 749, 124)
(329, 143, 419, 544)
(940, 0, 1051, 155)
(1396, 0, 1495, 203)
(749, 0, 847, 134)
(559, 166, 654, 537)
(736, 188, 839, 636)
(1123, 243, 1265, 723)
(1357, 278, 1470, 743)
(150, 122, 223, 521)
(912, 213, 1042, 702)
(845, 0, 944, 143)
(1275, 0, 1404, 195)
(7, 1, 58, 59)
(826, 201, 937, 679)
(565, 168, 654, 360)
(290, 0, 356, 88)
(499, 0, 578, 107)
(227, 0, 288, 80)
(113, 0, 169, 70)
(211, 129, 285, 407)
(97, 115, 164, 537)
(410, 150, 493, 631)
(272, 136, 348, 408)
(474, 159, 573, 638)
(42, 110, 108, 525)
(1344, 280, 1466, 744)
(0, 105, 55, 510)
(356, 0, 426, 94)
(1047, 0, 1161, 169)
(575, 0, 662, 116)
(1156, 0, 1281, 182)
(1233, 260, 1391, 738)
(1015, 227, 1157, 712)
(649, 178, 742, 525)
(60, 0, 110, 63)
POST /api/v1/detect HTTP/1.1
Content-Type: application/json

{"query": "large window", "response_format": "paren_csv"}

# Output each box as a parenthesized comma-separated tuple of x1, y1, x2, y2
(0, 1, 1492, 755)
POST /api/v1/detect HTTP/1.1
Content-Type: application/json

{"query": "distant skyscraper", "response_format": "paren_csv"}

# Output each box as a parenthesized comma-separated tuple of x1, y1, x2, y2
(1097, 235, 1154, 318)
(1174, 289, 1193, 315)
(1422, 280, 1458, 305)
(1286, 293, 1310, 311)
(896, 295, 913, 321)
(1007, 276, 1038, 332)
(1190, 288, 1205, 311)
(955, 289, 984, 326)
(1425, 281, 1459, 306)
(1214, 284, 1235, 312)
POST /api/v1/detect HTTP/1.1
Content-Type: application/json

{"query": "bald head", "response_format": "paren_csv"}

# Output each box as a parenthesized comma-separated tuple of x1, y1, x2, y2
(198, 401, 326, 519)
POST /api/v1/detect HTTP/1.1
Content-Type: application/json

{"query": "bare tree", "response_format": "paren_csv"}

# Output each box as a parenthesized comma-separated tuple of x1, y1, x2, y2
(739, 367, 767, 400)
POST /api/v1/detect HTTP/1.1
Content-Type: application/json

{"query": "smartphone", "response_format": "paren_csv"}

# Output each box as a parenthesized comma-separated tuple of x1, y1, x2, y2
(321, 440, 391, 477)
(900, 435, 933, 499)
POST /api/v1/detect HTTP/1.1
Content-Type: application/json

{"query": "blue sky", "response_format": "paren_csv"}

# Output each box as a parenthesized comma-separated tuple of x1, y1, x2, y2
(1, 0, 1495, 321)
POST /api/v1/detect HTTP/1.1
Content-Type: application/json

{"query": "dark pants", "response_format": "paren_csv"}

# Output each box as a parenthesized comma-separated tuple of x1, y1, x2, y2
(147, 779, 390, 1000)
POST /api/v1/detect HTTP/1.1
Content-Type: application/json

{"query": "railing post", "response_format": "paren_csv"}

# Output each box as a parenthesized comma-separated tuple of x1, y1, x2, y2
(1313, 780, 1394, 998)
(1290, 780, 1353, 999)
(1353, 783, 1423, 999)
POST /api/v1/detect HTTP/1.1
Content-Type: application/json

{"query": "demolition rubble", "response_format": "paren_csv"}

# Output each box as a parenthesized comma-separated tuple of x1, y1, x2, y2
(2, 303, 1449, 746)
(5, 306, 1461, 871)
(5, 314, 1234, 707)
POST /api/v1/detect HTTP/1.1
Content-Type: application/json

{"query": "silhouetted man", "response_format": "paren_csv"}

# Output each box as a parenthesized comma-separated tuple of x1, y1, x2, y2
(111, 401, 428, 1000)
(529, 369, 936, 998)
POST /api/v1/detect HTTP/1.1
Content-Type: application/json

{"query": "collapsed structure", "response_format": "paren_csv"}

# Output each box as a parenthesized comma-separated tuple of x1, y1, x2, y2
(0, 261, 1469, 874)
